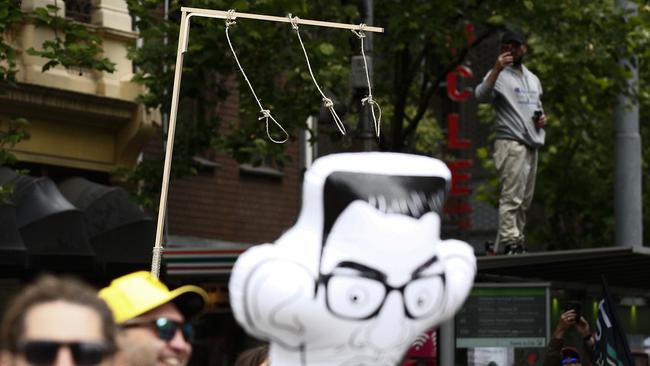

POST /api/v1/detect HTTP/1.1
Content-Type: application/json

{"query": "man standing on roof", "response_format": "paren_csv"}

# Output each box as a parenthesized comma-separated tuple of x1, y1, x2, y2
(475, 29, 547, 255)
(99, 271, 208, 366)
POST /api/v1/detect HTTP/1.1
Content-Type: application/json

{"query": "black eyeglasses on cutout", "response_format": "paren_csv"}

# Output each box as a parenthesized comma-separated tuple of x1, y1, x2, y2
(317, 259, 446, 320)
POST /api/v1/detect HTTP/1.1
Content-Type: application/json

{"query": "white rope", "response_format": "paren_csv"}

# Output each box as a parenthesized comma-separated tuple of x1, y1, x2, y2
(288, 14, 346, 136)
(225, 10, 289, 144)
(351, 23, 382, 138)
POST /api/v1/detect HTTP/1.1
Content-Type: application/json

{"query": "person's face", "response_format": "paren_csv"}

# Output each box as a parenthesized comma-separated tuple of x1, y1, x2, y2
(310, 201, 445, 365)
(501, 41, 527, 65)
(116, 303, 191, 366)
(6, 300, 112, 366)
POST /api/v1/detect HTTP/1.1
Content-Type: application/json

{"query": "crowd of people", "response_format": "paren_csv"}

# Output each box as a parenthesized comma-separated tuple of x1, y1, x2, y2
(0, 270, 604, 366)
(0, 272, 269, 366)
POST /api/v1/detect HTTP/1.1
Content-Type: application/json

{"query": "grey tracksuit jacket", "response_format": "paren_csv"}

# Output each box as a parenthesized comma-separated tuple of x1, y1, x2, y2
(475, 65, 546, 148)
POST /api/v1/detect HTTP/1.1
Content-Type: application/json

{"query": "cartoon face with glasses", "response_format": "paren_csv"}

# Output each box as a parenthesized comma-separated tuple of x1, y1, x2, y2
(318, 256, 445, 322)
(229, 153, 476, 366)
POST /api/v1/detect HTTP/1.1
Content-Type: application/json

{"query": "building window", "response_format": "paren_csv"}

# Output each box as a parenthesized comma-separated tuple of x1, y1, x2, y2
(64, 0, 92, 23)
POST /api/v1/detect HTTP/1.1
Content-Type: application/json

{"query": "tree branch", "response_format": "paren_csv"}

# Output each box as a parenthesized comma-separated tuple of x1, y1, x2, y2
(401, 26, 499, 142)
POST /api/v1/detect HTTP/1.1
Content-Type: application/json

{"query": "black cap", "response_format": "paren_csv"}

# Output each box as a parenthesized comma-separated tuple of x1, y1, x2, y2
(501, 30, 525, 44)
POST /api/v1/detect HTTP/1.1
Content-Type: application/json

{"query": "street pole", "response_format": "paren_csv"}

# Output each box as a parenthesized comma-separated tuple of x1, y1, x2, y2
(440, 319, 455, 366)
(355, 0, 375, 152)
(614, 0, 642, 247)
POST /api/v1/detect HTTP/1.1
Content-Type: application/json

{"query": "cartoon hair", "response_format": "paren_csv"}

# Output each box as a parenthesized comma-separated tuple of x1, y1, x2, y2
(321, 171, 448, 250)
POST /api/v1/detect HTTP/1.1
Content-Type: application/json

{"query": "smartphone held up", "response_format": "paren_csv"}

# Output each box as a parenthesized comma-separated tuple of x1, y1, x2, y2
(533, 110, 543, 129)
(564, 301, 582, 322)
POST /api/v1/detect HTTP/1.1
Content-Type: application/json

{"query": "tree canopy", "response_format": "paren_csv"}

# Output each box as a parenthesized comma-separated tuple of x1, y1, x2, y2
(122, 0, 649, 249)
(2, 0, 648, 249)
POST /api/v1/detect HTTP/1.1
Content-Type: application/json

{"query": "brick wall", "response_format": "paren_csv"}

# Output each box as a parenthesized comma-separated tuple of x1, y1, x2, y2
(166, 142, 301, 245)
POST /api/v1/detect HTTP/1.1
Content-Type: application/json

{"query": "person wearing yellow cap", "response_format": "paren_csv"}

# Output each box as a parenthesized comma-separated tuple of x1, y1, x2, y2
(99, 271, 208, 366)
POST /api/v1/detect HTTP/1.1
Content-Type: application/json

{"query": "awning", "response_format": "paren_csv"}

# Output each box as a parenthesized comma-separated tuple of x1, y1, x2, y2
(478, 246, 650, 291)
(164, 247, 248, 276)
(163, 236, 252, 277)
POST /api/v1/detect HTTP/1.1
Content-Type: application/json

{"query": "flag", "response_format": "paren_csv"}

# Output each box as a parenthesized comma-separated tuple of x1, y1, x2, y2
(593, 276, 634, 366)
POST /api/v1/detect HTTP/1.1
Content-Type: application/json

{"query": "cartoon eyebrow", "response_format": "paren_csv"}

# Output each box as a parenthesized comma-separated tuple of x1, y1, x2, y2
(410, 255, 440, 278)
(331, 261, 386, 282)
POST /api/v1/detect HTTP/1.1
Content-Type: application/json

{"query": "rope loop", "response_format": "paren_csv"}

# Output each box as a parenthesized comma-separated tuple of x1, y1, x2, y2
(352, 23, 381, 138)
(289, 15, 346, 136)
(225, 15, 289, 144)
(225, 9, 237, 27)
(260, 111, 289, 144)
(352, 22, 381, 138)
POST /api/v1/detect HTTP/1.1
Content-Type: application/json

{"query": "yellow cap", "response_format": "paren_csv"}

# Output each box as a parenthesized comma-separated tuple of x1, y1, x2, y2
(99, 271, 208, 324)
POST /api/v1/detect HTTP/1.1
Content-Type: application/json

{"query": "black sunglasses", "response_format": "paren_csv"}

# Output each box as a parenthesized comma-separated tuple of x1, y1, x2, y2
(562, 357, 579, 365)
(15, 340, 113, 366)
(123, 317, 194, 342)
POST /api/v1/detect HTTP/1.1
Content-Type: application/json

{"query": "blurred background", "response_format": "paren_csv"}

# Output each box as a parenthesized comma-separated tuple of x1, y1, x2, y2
(0, 0, 649, 365)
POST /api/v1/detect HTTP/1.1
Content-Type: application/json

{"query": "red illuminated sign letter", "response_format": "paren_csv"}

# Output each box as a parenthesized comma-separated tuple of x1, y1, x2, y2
(447, 113, 471, 149)
(446, 65, 473, 102)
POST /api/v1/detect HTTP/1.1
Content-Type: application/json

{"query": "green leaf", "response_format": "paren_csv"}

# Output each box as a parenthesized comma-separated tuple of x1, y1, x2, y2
(231, 0, 249, 11)
(487, 14, 504, 25)
(476, 147, 489, 160)
(523, 0, 534, 11)
(319, 42, 335, 56)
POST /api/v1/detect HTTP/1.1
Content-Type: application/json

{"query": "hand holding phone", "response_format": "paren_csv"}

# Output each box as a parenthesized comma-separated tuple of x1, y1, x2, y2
(496, 47, 514, 69)
(564, 302, 582, 322)
(533, 110, 544, 129)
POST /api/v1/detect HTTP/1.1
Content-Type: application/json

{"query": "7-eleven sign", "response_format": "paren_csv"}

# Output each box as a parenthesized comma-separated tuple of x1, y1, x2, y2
(402, 328, 437, 366)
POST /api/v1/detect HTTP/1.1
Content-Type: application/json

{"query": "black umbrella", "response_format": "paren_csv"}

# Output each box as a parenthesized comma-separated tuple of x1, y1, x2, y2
(0, 201, 27, 268)
(0, 167, 95, 271)
(58, 177, 154, 267)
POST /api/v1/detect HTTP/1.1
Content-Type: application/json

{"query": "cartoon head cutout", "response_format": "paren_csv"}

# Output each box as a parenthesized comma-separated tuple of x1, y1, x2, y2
(229, 152, 476, 366)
